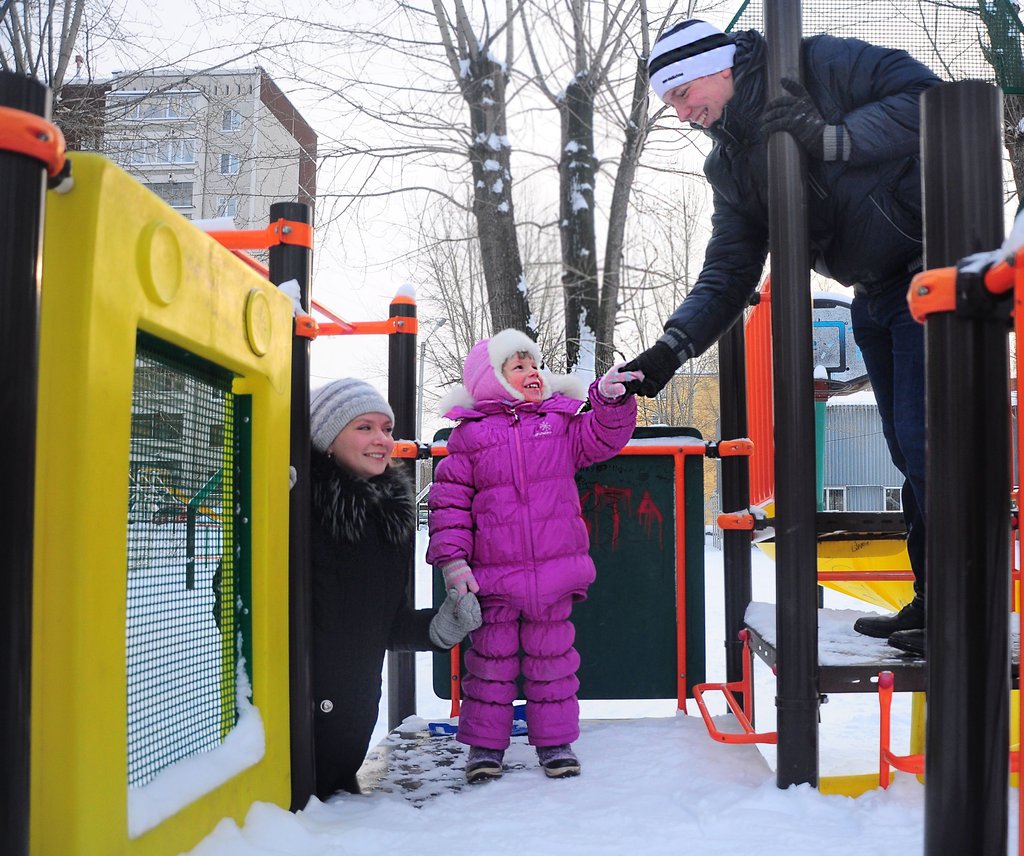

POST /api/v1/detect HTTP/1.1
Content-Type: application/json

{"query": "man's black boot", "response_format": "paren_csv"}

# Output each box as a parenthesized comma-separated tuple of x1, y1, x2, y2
(887, 628, 926, 657)
(853, 597, 924, 639)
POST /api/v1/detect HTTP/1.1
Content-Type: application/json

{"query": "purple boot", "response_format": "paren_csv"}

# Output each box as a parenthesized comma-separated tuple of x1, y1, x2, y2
(465, 746, 504, 784)
(536, 744, 580, 778)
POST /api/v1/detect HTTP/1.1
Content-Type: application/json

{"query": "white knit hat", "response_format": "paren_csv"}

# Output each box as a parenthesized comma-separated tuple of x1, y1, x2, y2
(648, 19, 736, 102)
(309, 378, 394, 453)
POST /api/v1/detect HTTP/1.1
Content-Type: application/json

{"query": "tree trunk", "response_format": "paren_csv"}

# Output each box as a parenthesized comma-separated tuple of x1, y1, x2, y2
(559, 74, 599, 371)
(598, 55, 653, 372)
(464, 55, 534, 336)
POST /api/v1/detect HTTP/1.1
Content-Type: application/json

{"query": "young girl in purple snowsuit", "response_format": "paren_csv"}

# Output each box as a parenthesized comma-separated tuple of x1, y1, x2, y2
(426, 329, 641, 782)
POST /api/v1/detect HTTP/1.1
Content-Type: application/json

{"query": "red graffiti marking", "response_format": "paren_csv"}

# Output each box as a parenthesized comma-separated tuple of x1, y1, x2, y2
(580, 484, 633, 551)
(637, 489, 664, 548)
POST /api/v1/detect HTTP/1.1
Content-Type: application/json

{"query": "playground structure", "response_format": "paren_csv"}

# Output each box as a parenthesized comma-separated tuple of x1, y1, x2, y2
(3, 5, 1024, 856)
(0, 92, 709, 852)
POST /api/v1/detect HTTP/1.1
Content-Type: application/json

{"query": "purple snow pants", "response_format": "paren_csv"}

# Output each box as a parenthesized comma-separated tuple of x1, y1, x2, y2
(456, 596, 580, 750)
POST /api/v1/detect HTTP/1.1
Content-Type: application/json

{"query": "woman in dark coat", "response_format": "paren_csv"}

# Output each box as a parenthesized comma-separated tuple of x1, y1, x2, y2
(308, 377, 481, 799)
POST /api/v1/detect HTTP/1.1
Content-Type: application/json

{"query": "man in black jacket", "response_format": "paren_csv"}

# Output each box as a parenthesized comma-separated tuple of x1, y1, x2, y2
(623, 19, 942, 654)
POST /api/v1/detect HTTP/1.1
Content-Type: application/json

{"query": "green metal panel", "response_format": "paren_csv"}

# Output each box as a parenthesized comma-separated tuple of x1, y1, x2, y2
(430, 426, 705, 702)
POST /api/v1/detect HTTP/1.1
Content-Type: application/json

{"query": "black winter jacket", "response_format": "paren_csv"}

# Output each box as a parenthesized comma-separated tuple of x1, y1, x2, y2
(664, 30, 942, 360)
(309, 451, 437, 799)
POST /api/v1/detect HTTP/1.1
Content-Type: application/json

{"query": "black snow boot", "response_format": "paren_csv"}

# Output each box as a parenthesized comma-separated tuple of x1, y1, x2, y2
(887, 628, 926, 658)
(853, 597, 924, 639)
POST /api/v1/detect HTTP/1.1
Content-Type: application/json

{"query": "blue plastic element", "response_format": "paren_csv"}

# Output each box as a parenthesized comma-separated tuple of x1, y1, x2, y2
(428, 704, 528, 738)
(427, 722, 457, 736)
(511, 704, 528, 736)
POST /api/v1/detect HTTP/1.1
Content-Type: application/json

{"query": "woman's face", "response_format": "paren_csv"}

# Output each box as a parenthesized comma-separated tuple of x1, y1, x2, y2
(327, 412, 395, 479)
(502, 353, 543, 403)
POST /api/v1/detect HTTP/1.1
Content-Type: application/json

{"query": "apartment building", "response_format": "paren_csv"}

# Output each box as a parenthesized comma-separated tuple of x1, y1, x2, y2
(63, 66, 317, 226)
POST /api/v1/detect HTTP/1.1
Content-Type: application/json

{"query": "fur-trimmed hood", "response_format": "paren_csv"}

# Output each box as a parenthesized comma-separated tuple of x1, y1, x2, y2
(310, 450, 415, 545)
(438, 372, 590, 416)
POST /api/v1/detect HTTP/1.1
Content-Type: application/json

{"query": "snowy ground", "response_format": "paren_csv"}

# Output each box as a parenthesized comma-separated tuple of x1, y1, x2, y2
(185, 535, 1019, 855)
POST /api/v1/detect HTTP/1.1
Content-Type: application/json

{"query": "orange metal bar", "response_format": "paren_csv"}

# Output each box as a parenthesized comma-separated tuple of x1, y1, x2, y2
(391, 441, 418, 459)
(877, 671, 925, 786)
(674, 448, 688, 712)
(231, 250, 270, 277)
(744, 276, 775, 506)
(817, 570, 915, 582)
(207, 218, 313, 251)
(449, 645, 462, 716)
(0, 104, 67, 178)
(311, 300, 352, 328)
(692, 630, 778, 744)
(316, 316, 418, 337)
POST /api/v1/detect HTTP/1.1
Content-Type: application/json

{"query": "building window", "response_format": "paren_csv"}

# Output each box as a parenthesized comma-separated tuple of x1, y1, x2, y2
(148, 181, 194, 209)
(222, 108, 242, 131)
(216, 196, 239, 218)
(884, 487, 903, 511)
(823, 487, 846, 512)
(115, 93, 192, 122)
(109, 136, 195, 166)
(220, 153, 240, 175)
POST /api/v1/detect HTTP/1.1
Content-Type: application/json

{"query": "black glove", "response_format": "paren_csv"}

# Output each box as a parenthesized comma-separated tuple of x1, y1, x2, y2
(762, 78, 834, 160)
(620, 341, 680, 398)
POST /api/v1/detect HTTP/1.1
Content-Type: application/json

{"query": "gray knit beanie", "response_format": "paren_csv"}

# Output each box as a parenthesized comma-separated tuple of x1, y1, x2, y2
(310, 378, 395, 453)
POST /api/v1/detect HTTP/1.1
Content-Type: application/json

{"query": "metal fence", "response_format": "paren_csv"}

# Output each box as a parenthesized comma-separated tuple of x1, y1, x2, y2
(126, 335, 245, 788)
(728, 0, 1024, 94)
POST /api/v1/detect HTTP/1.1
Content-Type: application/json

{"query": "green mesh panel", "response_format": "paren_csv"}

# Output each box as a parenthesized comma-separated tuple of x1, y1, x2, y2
(728, 0, 1024, 95)
(126, 333, 250, 790)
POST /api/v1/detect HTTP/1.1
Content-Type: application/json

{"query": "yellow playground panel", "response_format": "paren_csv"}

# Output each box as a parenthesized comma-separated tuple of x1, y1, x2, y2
(31, 153, 294, 855)
(754, 502, 916, 611)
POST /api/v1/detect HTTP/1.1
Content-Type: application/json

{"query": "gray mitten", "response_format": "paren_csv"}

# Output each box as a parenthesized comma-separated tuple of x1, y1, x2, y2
(429, 589, 482, 648)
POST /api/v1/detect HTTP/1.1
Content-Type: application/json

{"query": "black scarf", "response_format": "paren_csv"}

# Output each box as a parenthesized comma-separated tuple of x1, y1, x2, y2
(309, 451, 415, 546)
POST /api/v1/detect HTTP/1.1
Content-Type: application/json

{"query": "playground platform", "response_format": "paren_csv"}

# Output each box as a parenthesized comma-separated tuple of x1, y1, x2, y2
(744, 603, 1021, 694)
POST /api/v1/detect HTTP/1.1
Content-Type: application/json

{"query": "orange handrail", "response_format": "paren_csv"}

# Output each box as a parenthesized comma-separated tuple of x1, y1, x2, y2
(692, 630, 778, 744)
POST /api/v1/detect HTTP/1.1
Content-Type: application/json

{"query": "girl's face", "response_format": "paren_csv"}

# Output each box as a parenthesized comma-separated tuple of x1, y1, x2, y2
(327, 412, 395, 479)
(502, 353, 543, 403)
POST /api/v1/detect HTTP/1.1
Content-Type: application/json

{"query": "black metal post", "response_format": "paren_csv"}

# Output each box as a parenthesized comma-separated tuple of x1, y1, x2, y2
(268, 200, 317, 811)
(920, 81, 1008, 856)
(387, 289, 418, 731)
(718, 320, 752, 704)
(0, 72, 49, 856)
(765, 1, 820, 788)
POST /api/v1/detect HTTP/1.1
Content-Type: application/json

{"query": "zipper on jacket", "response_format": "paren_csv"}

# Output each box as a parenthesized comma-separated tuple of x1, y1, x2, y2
(510, 405, 541, 614)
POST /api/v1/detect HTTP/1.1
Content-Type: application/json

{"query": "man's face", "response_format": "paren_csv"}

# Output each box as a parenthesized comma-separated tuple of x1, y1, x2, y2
(663, 69, 734, 127)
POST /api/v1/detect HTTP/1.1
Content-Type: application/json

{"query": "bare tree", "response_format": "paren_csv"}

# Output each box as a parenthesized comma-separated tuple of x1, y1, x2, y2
(521, 0, 679, 372)
(425, 0, 537, 336)
(1, 0, 86, 91)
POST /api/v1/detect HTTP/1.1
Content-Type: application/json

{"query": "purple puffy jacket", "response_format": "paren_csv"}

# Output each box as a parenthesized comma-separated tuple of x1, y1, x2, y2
(426, 380, 636, 605)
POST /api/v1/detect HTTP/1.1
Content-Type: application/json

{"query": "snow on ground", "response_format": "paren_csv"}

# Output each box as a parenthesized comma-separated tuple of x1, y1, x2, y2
(185, 535, 1018, 855)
